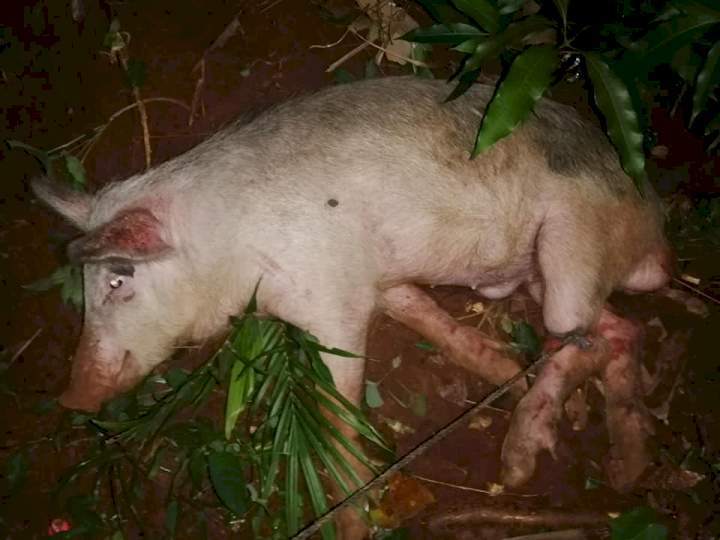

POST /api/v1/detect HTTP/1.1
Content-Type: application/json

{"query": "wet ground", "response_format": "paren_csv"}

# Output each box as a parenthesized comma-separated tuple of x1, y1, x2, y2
(1, 1, 719, 538)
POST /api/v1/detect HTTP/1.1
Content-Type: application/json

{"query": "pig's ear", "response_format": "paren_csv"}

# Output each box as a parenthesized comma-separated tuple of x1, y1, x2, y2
(31, 177, 94, 230)
(68, 208, 172, 264)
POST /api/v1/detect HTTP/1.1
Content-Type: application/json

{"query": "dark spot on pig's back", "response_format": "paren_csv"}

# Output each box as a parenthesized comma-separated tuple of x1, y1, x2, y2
(327, 198, 339, 207)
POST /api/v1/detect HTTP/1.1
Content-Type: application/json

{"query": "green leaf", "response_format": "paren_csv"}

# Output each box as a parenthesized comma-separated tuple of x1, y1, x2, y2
(450, 0, 500, 33)
(225, 360, 255, 439)
(585, 53, 646, 185)
(510, 321, 540, 355)
(630, 13, 718, 71)
(285, 416, 302, 535)
(497, 0, 524, 15)
(6, 451, 27, 494)
(473, 45, 560, 155)
(610, 507, 668, 540)
(208, 451, 250, 516)
(188, 450, 207, 490)
(415, 0, 462, 23)
(295, 426, 335, 540)
(125, 58, 147, 88)
(365, 381, 384, 408)
(401, 23, 486, 44)
(333, 69, 355, 84)
(692, 40, 720, 123)
(670, 44, 703, 82)
(551, 0, 570, 30)
(445, 68, 482, 101)
(64, 155, 86, 190)
(165, 500, 179, 538)
(6, 140, 53, 176)
(415, 340, 436, 351)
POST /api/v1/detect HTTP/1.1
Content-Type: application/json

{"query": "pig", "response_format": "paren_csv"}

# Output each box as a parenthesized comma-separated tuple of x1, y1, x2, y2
(32, 76, 670, 539)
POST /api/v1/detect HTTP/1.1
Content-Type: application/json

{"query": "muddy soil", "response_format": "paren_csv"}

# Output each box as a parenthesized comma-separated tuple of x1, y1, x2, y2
(1, 1, 719, 539)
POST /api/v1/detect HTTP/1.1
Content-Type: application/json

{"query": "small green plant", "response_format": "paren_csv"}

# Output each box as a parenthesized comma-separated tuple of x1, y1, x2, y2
(16, 294, 390, 539)
(403, 0, 720, 189)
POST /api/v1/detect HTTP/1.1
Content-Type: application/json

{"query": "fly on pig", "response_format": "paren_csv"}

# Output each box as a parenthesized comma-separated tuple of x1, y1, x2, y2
(32, 76, 672, 540)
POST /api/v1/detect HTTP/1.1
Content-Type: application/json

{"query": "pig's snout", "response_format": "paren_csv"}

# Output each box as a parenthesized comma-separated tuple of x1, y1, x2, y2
(60, 335, 143, 412)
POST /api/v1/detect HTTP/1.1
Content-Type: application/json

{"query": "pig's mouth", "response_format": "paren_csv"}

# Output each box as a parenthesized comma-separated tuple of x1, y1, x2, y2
(59, 349, 142, 412)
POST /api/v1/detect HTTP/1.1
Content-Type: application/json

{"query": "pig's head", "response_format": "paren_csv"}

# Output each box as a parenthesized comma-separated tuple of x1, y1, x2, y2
(32, 178, 196, 412)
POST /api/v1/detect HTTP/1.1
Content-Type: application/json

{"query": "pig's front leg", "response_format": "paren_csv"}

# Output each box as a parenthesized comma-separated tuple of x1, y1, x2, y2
(501, 308, 654, 491)
(380, 284, 527, 398)
(277, 295, 374, 540)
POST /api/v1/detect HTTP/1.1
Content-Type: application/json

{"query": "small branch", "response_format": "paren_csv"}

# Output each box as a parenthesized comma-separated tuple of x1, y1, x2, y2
(428, 506, 612, 530)
(673, 276, 720, 305)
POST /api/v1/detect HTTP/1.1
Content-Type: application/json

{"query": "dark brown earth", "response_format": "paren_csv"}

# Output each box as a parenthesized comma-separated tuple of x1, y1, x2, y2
(1, 1, 719, 539)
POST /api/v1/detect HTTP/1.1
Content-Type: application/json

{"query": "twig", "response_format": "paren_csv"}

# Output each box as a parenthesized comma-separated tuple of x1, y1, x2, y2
(412, 474, 540, 497)
(326, 41, 372, 73)
(348, 27, 432, 68)
(503, 530, 589, 540)
(79, 98, 190, 164)
(673, 276, 720, 305)
(310, 29, 351, 50)
(290, 359, 542, 539)
(9, 328, 42, 367)
(428, 506, 612, 529)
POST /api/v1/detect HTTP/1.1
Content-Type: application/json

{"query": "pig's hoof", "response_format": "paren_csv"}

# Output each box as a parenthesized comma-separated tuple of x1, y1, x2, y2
(500, 394, 560, 487)
(604, 402, 654, 492)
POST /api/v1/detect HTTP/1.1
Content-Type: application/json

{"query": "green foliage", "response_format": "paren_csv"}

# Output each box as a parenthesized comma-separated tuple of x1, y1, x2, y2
(24, 299, 390, 539)
(24, 264, 84, 311)
(404, 0, 720, 186)
(610, 507, 668, 540)
(473, 45, 559, 155)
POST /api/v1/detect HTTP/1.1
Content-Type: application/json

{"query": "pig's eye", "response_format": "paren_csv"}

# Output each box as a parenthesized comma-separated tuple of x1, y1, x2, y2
(109, 277, 124, 289)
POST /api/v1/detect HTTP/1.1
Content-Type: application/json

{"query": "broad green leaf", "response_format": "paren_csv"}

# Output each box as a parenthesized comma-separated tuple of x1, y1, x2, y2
(473, 45, 560, 155)
(585, 53, 646, 185)
(6, 451, 27, 494)
(670, 44, 703, 82)
(552, 0, 570, 31)
(451, 0, 500, 33)
(6, 140, 53, 176)
(64, 155, 86, 189)
(188, 450, 207, 490)
(610, 507, 668, 540)
(630, 13, 718, 71)
(208, 451, 250, 516)
(401, 23, 485, 44)
(415, 0, 462, 23)
(498, 0, 524, 15)
(365, 380, 384, 408)
(452, 37, 484, 53)
(165, 500, 179, 538)
(692, 40, 720, 123)
(446, 68, 482, 101)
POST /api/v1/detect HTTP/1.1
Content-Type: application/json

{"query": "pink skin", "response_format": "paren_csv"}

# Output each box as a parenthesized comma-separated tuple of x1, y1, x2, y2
(501, 308, 654, 491)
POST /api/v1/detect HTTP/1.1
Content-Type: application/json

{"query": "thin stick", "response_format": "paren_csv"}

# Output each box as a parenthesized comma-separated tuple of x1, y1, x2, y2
(290, 359, 540, 539)
(673, 276, 720, 305)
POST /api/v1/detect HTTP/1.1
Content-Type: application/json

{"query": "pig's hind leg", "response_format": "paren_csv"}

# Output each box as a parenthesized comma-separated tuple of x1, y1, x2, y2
(501, 308, 654, 491)
(380, 284, 527, 397)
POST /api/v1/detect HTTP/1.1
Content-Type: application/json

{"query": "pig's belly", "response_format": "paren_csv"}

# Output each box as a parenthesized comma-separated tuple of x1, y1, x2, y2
(409, 254, 537, 300)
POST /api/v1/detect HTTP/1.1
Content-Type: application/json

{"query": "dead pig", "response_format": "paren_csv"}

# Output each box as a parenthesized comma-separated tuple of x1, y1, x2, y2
(32, 76, 670, 531)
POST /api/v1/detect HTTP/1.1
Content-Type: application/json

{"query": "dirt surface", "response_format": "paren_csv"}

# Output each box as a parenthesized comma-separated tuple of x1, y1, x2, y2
(1, 1, 719, 539)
